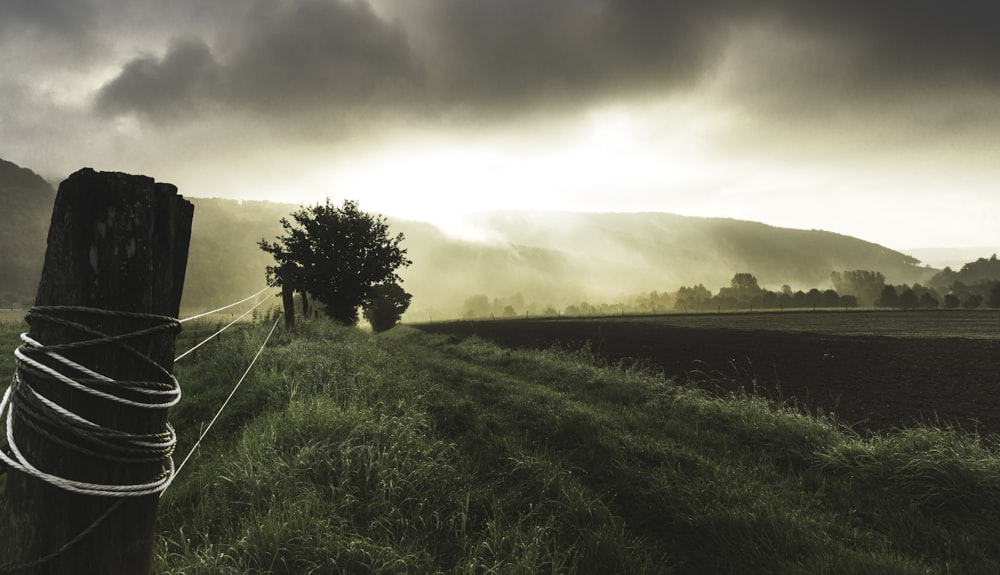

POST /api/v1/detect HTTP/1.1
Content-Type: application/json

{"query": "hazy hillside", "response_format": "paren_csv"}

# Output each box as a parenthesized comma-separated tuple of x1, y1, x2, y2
(177, 203, 938, 319)
(463, 211, 935, 299)
(0, 159, 55, 307)
(182, 198, 288, 311)
(1, 158, 938, 319)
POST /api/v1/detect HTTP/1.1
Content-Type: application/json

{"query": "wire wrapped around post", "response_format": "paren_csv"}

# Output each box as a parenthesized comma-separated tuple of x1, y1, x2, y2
(1, 307, 182, 497)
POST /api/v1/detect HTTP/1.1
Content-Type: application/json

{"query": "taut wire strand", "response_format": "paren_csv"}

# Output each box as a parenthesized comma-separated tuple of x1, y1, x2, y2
(178, 278, 279, 324)
(166, 312, 282, 493)
(173, 288, 276, 363)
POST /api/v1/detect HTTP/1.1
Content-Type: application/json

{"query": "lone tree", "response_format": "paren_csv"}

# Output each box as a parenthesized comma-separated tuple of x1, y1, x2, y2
(259, 199, 411, 325)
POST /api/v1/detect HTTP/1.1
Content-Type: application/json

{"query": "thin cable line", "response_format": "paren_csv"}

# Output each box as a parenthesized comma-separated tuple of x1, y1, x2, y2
(15, 341, 181, 409)
(178, 278, 279, 324)
(174, 291, 275, 363)
(166, 313, 282, 493)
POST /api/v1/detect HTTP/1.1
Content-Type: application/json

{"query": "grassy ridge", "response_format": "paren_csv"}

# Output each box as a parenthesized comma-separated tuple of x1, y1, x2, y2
(2, 321, 1000, 573)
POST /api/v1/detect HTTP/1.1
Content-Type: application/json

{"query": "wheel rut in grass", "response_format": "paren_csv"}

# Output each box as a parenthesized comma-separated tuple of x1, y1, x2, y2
(416, 319, 1000, 436)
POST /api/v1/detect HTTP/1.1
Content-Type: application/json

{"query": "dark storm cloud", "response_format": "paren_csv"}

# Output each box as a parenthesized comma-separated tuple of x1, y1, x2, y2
(768, 0, 1000, 84)
(95, 0, 422, 125)
(95, 36, 220, 119)
(224, 0, 422, 112)
(92, 0, 1000, 129)
(424, 0, 1000, 110)
(385, 0, 744, 113)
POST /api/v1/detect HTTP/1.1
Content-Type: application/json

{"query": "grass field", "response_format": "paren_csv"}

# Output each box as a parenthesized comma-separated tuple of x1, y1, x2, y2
(417, 311, 1000, 437)
(2, 319, 1000, 573)
(0, 310, 27, 326)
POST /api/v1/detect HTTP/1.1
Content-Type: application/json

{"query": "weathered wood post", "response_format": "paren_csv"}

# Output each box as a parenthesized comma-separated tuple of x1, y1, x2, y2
(281, 263, 295, 329)
(0, 168, 192, 574)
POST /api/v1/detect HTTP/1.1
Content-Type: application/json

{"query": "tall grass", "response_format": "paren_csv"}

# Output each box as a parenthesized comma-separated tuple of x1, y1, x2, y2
(0, 322, 21, 384)
(3, 319, 999, 573)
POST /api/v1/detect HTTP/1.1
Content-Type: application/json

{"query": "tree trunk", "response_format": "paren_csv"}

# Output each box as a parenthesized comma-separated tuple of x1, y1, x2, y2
(282, 264, 295, 330)
(300, 291, 309, 319)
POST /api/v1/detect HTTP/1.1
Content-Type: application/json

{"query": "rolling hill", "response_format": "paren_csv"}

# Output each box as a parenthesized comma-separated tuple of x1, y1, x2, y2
(1, 158, 938, 319)
(0, 159, 56, 307)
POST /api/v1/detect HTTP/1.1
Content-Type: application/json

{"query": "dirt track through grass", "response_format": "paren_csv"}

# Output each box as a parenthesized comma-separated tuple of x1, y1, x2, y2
(415, 311, 1000, 436)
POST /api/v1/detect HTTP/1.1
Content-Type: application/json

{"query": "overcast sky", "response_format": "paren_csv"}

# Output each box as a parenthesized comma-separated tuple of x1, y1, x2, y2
(3, 0, 999, 250)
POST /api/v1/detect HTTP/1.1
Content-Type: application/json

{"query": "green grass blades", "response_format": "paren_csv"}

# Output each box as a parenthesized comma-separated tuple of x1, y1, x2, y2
(0, 322, 25, 384)
(119, 322, 1000, 573)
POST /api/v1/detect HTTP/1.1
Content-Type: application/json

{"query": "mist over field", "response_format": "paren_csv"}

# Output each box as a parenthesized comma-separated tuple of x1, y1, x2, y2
(6, 157, 1000, 323)
(2, 157, 979, 321)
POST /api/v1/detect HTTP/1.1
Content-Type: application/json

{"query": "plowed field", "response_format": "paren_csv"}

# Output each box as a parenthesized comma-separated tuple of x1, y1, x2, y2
(415, 310, 1000, 436)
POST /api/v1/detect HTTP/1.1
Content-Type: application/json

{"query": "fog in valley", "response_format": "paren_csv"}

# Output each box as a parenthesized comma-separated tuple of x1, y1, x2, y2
(6, 158, 1000, 323)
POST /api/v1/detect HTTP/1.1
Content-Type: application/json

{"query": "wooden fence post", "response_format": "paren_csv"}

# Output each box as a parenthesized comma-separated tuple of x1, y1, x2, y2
(0, 168, 193, 574)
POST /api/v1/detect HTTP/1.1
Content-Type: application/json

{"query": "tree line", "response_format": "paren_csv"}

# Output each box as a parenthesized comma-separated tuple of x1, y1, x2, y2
(927, 254, 1000, 310)
(459, 262, 1000, 320)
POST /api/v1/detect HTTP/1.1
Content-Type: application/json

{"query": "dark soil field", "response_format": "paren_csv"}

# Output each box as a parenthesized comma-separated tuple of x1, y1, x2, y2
(415, 310, 1000, 437)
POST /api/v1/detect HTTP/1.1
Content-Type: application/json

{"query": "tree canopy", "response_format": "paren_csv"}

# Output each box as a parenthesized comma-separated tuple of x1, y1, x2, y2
(259, 199, 411, 325)
(364, 283, 413, 332)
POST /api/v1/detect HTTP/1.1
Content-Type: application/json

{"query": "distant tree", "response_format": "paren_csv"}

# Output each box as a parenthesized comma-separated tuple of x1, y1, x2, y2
(943, 294, 960, 309)
(918, 291, 939, 309)
(774, 293, 788, 308)
(259, 199, 411, 325)
(989, 282, 1000, 308)
(840, 294, 859, 308)
(965, 294, 983, 309)
(675, 284, 712, 311)
(502, 305, 517, 317)
(730, 273, 761, 291)
(805, 288, 823, 308)
(877, 285, 899, 308)
(761, 290, 779, 309)
(822, 289, 840, 308)
(792, 290, 807, 308)
(899, 288, 919, 310)
(363, 283, 412, 332)
(717, 273, 762, 309)
(830, 270, 886, 306)
(949, 281, 969, 301)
